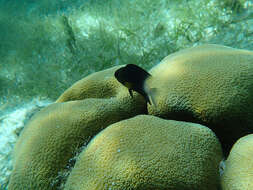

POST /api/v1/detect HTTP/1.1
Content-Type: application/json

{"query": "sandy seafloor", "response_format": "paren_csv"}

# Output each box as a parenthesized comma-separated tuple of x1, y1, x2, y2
(0, 99, 52, 189)
(0, 0, 252, 189)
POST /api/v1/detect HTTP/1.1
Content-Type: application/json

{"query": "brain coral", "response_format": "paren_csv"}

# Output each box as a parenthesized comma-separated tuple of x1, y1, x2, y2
(56, 65, 138, 103)
(64, 115, 223, 190)
(146, 44, 253, 155)
(8, 67, 147, 190)
(221, 134, 253, 190)
(9, 44, 253, 189)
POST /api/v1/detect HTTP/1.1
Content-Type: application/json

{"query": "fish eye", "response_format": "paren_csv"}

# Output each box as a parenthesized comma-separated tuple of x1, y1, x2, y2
(114, 70, 120, 78)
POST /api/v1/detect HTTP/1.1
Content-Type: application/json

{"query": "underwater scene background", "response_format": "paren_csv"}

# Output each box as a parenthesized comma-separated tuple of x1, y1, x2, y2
(0, 0, 252, 189)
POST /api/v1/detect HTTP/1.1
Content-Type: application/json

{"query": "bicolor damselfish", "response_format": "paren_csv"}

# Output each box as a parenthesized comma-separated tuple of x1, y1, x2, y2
(114, 64, 156, 105)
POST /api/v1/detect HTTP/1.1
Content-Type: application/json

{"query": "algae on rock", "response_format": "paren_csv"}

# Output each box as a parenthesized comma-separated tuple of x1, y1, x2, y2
(1, 0, 252, 109)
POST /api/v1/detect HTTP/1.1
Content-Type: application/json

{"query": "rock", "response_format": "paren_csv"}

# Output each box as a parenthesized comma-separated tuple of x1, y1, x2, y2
(146, 44, 253, 155)
(64, 115, 223, 190)
(221, 134, 253, 190)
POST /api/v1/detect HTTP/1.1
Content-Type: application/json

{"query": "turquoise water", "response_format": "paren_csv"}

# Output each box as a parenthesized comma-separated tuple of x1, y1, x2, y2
(0, 0, 252, 111)
(0, 0, 252, 189)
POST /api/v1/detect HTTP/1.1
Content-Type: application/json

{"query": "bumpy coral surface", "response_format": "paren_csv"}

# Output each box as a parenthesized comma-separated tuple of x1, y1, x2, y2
(9, 44, 253, 189)
(221, 134, 253, 190)
(146, 44, 253, 155)
(64, 115, 222, 190)
(8, 67, 146, 190)
(56, 66, 123, 102)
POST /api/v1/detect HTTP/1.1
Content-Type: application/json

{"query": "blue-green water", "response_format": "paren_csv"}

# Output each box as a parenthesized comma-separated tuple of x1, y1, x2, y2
(0, 0, 252, 111)
(0, 0, 252, 189)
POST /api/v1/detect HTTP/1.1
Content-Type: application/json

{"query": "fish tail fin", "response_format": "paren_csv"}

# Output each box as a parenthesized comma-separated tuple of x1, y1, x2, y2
(147, 88, 157, 106)
(143, 76, 157, 106)
(143, 84, 157, 106)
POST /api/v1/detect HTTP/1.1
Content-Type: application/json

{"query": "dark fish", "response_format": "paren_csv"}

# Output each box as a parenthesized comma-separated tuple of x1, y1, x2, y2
(114, 64, 152, 104)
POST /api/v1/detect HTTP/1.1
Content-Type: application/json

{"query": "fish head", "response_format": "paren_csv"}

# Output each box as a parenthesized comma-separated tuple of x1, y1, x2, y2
(114, 66, 127, 85)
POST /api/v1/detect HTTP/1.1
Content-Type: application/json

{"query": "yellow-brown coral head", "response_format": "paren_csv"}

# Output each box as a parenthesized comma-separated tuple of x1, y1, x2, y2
(114, 64, 152, 104)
